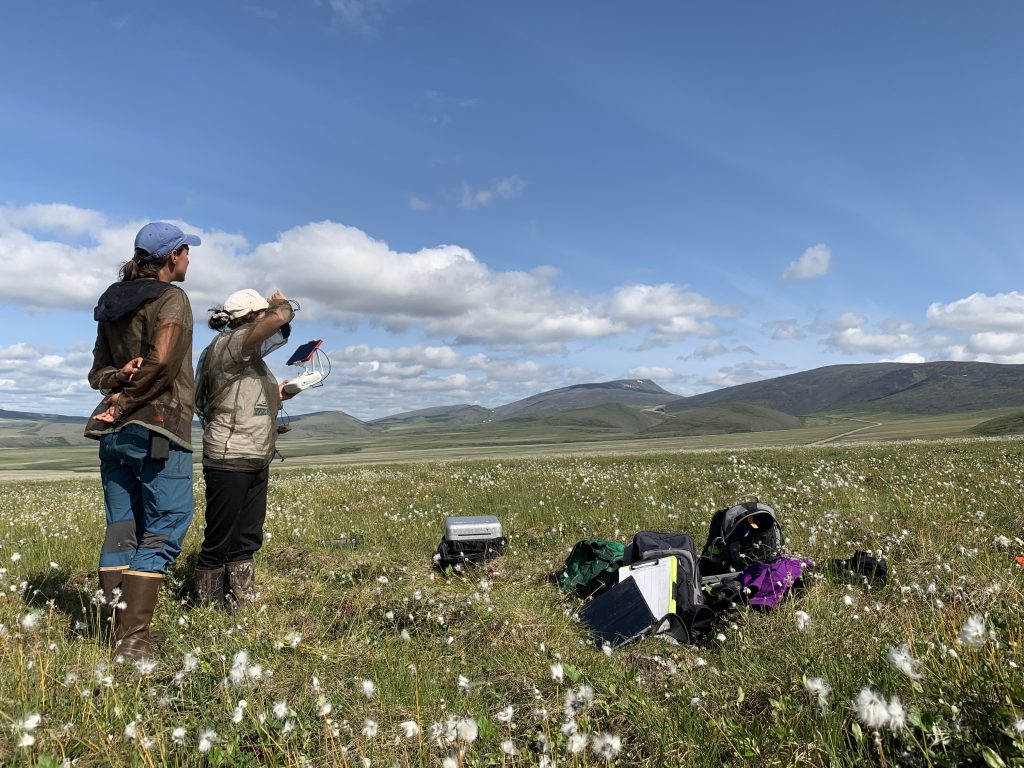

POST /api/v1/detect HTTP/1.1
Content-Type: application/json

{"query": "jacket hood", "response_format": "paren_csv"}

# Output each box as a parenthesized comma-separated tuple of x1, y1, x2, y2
(93, 280, 174, 322)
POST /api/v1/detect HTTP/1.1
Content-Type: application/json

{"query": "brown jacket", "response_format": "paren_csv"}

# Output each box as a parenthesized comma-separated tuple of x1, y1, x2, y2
(85, 280, 194, 450)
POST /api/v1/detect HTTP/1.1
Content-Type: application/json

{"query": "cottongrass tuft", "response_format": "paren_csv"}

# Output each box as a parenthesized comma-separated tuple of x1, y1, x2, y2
(399, 720, 419, 738)
(550, 663, 564, 683)
(794, 610, 811, 631)
(495, 705, 514, 724)
(958, 614, 988, 648)
(804, 676, 832, 712)
(456, 717, 478, 744)
(361, 678, 376, 699)
(362, 719, 379, 738)
(887, 644, 923, 680)
(501, 739, 518, 755)
(197, 729, 219, 754)
(855, 687, 889, 730)
(591, 732, 623, 762)
(171, 727, 186, 746)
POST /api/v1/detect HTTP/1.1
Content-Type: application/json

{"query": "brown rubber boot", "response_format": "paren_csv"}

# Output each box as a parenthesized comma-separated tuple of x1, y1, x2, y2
(113, 571, 163, 662)
(98, 567, 127, 642)
(225, 560, 256, 609)
(193, 566, 227, 607)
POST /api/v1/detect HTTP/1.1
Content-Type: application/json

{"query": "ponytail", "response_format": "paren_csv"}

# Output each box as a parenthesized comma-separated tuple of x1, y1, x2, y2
(208, 307, 232, 331)
(119, 248, 167, 281)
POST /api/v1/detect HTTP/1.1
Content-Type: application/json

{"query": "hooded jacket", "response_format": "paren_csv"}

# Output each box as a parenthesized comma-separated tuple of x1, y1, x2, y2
(85, 280, 194, 450)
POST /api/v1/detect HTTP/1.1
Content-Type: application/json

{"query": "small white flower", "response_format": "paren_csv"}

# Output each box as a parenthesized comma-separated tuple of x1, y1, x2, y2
(495, 705, 514, 724)
(887, 645, 923, 680)
(11, 552, 21, 562)
(794, 610, 811, 632)
(958, 614, 988, 648)
(855, 687, 889, 730)
(20, 610, 43, 632)
(1012, 718, 1024, 735)
(360, 679, 376, 699)
(842, 595, 855, 607)
(550, 663, 564, 683)
(135, 659, 157, 676)
(399, 720, 419, 738)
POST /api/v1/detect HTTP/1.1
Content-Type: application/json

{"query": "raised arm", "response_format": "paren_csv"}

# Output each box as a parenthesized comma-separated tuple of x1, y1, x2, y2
(241, 291, 295, 358)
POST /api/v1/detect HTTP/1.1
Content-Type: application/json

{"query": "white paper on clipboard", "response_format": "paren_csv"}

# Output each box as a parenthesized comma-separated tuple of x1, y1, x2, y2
(618, 556, 678, 618)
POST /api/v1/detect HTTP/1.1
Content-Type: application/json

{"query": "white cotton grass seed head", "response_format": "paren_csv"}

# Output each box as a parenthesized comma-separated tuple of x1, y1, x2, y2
(886, 696, 906, 731)
(887, 645, 923, 680)
(361, 719, 379, 738)
(567, 731, 589, 754)
(591, 732, 623, 762)
(794, 610, 811, 631)
(273, 700, 289, 720)
(550, 663, 564, 683)
(501, 739, 518, 755)
(456, 717, 478, 744)
(399, 720, 419, 738)
(495, 705, 514, 723)
(197, 729, 219, 754)
(171, 727, 186, 745)
(855, 687, 890, 730)
(20, 610, 43, 632)
(360, 678, 376, 699)
(804, 677, 831, 711)
(958, 614, 989, 648)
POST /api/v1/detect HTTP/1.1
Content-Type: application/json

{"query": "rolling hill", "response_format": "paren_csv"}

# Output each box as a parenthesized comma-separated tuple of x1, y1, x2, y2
(641, 403, 802, 437)
(489, 379, 681, 421)
(666, 361, 1024, 416)
(370, 404, 491, 431)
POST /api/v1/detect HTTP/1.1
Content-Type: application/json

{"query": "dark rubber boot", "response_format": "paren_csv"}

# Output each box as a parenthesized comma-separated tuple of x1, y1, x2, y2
(194, 566, 227, 607)
(113, 571, 163, 662)
(98, 567, 127, 643)
(225, 560, 256, 609)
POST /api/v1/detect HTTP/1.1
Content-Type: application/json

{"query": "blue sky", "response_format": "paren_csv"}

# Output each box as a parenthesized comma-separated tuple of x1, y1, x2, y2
(1, 1, 1022, 420)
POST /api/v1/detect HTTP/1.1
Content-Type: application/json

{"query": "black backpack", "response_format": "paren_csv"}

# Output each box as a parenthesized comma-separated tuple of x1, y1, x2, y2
(622, 531, 714, 645)
(700, 501, 784, 576)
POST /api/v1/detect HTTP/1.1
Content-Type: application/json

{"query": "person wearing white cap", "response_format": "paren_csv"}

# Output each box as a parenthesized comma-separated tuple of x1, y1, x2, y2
(85, 221, 201, 662)
(193, 288, 297, 607)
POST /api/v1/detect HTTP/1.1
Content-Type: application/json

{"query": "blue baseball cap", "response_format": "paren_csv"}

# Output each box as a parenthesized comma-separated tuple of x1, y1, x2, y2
(134, 222, 202, 263)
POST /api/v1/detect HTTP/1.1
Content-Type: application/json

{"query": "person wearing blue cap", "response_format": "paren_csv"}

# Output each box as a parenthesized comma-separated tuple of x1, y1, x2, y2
(85, 221, 201, 662)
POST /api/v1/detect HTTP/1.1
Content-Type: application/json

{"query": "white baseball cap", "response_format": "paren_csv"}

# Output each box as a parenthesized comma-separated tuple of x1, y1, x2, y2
(223, 289, 270, 320)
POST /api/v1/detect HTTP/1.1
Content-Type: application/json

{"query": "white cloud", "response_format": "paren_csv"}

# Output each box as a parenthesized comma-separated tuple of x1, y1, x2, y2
(409, 196, 432, 212)
(782, 244, 833, 282)
(926, 292, 1024, 333)
(0, 204, 741, 350)
(627, 366, 679, 382)
(460, 176, 527, 209)
(762, 320, 805, 341)
(832, 312, 867, 330)
(692, 341, 729, 359)
(882, 353, 926, 364)
(326, 0, 393, 32)
(826, 328, 920, 355)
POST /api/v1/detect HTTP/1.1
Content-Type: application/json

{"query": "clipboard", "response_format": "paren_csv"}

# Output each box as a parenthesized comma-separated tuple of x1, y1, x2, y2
(618, 556, 677, 618)
(576, 576, 656, 648)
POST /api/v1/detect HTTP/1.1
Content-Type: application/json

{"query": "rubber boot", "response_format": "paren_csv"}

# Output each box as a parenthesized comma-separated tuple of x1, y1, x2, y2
(225, 560, 256, 609)
(98, 567, 127, 643)
(193, 566, 226, 607)
(113, 571, 163, 662)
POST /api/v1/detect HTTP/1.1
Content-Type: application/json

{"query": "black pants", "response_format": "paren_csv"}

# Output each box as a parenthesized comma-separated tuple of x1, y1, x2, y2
(197, 466, 269, 570)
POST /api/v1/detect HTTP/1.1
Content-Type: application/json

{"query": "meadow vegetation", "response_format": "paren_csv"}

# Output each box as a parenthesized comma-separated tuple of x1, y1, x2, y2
(0, 438, 1022, 766)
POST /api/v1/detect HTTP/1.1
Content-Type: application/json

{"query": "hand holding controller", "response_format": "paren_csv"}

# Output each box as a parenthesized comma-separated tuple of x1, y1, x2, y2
(282, 370, 323, 395)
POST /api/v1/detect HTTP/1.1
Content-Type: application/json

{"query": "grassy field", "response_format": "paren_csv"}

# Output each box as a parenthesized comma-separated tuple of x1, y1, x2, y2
(1, 437, 1023, 766)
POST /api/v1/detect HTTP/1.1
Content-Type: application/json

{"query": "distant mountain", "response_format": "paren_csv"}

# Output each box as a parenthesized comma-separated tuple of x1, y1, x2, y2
(641, 403, 801, 437)
(371, 404, 491, 431)
(666, 362, 1024, 416)
(491, 379, 681, 421)
(283, 410, 372, 438)
(500, 402, 665, 434)
(0, 408, 85, 424)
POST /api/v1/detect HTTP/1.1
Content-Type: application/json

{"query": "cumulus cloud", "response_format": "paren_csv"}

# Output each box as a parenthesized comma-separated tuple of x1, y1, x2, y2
(882, 353, 926, 364)
(927, 292, 1024, 333)
(782, 244, 833, 282)
(692, 341, 729, 360)
(832, 312, 867, 330)
(409, 197, 432, 212)
(762, 320, 805, 341)
(826, 328, 921, 355)
(0, 204, 739, 350)
(460, 176, 527, 209)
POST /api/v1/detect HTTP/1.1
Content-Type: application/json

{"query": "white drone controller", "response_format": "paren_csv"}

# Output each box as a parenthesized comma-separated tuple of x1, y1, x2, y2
(283, 370, 323, 395)
(283, 339, 327, 396)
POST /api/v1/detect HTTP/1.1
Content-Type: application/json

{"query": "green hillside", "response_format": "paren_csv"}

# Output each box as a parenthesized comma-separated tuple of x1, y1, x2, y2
(641, 402, 801, 437)
(371, 404, 492, 431)
(969, 409, 1024, 436)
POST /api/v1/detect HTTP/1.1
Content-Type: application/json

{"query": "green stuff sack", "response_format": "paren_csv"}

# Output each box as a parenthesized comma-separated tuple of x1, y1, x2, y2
(558, 539, 625, 598)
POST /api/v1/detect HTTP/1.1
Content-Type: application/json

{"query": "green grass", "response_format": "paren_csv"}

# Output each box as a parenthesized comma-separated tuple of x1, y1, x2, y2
(0, 438, 1023, 765)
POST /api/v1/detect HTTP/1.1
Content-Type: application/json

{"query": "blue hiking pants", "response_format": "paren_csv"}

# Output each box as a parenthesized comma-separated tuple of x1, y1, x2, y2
(98, 424, 194, 574)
